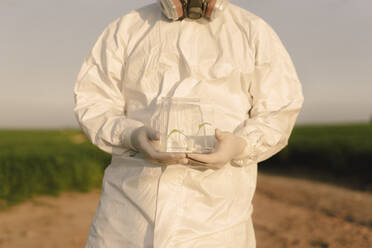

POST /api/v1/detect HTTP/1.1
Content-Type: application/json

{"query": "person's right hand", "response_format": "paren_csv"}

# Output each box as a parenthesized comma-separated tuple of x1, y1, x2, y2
(130, 126, 188, 165)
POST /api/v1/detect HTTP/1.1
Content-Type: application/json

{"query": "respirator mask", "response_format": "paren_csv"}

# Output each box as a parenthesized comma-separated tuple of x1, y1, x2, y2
(159, 0, 229, 21)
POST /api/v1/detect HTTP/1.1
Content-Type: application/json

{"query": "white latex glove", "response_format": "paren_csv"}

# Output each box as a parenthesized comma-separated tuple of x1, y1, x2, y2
(186, 129, 247, 169)
(131, 126, 188, 165)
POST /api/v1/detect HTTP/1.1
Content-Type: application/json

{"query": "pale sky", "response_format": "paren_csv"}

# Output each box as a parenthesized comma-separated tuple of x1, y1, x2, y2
(0, 0, 371, 128)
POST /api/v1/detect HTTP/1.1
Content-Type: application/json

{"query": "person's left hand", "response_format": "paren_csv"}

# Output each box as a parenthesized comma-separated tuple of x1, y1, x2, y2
(186, 129, 247, 169)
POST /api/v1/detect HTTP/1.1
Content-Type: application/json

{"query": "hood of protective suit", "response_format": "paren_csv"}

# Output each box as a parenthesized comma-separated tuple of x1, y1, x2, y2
(158, 0, 229, 21)
(74, 3, 303, 248)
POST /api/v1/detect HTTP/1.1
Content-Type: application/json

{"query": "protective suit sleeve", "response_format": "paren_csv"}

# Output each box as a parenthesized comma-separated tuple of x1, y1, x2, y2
(74, 19, 144, 155)
(232, 19, 304, 166)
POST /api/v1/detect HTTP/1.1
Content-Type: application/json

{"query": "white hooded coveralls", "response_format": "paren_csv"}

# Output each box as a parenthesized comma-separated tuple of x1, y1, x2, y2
(74, 3, 304, 248)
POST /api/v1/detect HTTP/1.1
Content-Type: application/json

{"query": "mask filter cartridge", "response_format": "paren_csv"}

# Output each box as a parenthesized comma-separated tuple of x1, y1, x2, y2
(187, 0, 203, 19)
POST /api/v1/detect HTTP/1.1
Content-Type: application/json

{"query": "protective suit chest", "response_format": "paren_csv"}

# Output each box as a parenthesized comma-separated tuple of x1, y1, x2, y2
(123, 16, 255, 117)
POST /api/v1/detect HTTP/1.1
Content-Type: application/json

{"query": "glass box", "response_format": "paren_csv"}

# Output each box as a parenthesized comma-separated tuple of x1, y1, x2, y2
(151, 97, 215, 153)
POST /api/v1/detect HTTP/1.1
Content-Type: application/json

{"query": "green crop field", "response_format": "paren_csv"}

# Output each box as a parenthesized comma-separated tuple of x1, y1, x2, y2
(261, 123, 372, 189)
(0, 123, 371, 208)
(0, 130, 111, 208)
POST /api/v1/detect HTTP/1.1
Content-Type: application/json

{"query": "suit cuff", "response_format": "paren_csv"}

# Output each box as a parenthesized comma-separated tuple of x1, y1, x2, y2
(231, 130, 262, 166)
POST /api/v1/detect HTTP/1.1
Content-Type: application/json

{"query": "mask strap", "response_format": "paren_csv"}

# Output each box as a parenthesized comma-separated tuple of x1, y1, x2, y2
(205, 0, 216, 18)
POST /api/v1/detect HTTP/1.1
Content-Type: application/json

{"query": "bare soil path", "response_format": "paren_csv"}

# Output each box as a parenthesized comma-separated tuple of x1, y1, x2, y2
(1, 173, 371, 248)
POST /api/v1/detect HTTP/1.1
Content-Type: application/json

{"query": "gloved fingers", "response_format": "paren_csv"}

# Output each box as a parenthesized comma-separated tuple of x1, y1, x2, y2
(179, 158, 189, 165)
(173, 158, 190, 165)
(187, 157, 225, 169)
(149, 157, 189, 166)
(186, 156, 208, 165)
(155, 151, 186, 160)
(134, 129, 187, 165)
(215, 129, 231, 141)
(186, 152, 223, 164)
(145, 126, 160, 141)
(149, 139, 162, 151)
(134, 129, 161, 154)
(139, 137, 159, 156)
(147, 151, 187, 165)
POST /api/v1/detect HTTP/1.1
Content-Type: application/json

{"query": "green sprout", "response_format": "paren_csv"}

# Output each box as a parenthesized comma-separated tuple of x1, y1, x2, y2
(166, 122, 214, 152)
(167, 129, 192, 151)
(167, 129, 188, 139)
(196, 122, 212, 136)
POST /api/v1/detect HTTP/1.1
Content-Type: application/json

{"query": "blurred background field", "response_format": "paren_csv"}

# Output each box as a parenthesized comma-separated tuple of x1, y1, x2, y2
(1, 123, 372, 247)
(261, 123, 372, 190)
(0, 130, 110, 208)
(1, 123, 371, 208)
(1, 0, 371, 247)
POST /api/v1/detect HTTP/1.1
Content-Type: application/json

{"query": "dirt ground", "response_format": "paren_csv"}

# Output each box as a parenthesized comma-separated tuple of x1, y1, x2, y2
(1, 173, 371, 248)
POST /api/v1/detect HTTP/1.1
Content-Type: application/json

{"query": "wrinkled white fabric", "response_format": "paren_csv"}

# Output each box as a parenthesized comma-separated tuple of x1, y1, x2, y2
(74, 3, 303, 248)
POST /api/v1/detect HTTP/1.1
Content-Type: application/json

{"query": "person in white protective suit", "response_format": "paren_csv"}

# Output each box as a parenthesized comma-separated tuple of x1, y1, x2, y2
(74, 0, 304, 247)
